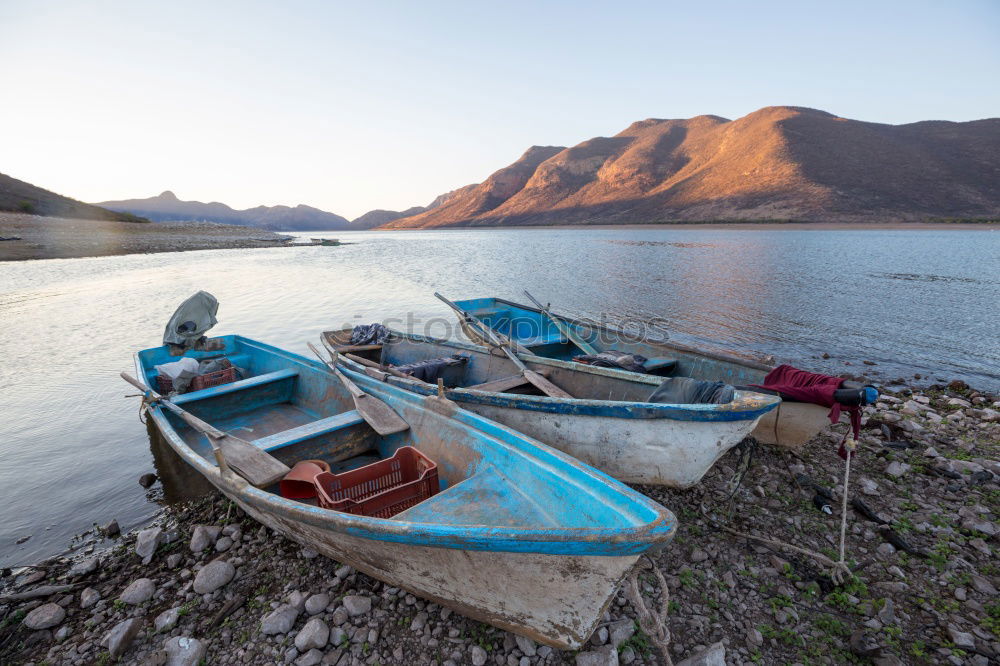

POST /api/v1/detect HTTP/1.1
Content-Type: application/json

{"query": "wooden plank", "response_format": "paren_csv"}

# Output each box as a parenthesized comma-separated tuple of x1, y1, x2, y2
(332, 343, 382, 353)
(467, 369, 550, 393)
(253, 410, 366, 452)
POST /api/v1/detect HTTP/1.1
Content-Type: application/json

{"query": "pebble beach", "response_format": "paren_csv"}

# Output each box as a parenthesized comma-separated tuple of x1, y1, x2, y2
(1, 380, 998, 666)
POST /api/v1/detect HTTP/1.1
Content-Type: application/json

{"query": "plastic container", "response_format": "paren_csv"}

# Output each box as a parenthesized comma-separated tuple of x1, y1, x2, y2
(315, 447, 439, 518)
(279, 460, 331, 499)
(157, 366, 237, 394)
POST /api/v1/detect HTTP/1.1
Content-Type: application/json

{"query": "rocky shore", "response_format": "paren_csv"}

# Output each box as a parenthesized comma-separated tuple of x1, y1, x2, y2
(0, 213, 295, 261)
(1, 382, 997, 666)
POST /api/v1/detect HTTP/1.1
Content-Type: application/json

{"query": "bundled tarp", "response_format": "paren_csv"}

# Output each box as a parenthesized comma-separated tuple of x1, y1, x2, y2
(350, 323, 390, 346)
(163, 291, 221, 353)
(573, 351, 649, 374)
(393, 355, 469, 383)
(648, 376, 735, 405)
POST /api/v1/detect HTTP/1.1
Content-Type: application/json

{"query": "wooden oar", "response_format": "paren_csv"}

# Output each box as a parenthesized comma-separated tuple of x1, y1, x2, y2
(307, 343, 409, 436)
(120, 372, 289, 487)
(523, 290, 598, 355)
(434, 293, 572, 399)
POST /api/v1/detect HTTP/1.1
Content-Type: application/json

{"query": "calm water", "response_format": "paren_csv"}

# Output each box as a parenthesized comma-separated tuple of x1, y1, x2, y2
(1, 227, 998, 566)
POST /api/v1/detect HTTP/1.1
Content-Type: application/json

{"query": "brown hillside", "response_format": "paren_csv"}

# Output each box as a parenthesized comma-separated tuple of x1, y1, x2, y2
(0, 172, 147, 223)
(382, 107, 1000, 228)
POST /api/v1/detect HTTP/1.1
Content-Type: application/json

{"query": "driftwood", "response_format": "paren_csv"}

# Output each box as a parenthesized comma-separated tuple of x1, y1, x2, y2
(0, 584, 77, 603)
(209, 594, 245, 628)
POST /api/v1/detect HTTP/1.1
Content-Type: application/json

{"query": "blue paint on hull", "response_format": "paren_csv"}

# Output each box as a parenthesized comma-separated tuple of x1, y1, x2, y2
(135, 335, 677, 556)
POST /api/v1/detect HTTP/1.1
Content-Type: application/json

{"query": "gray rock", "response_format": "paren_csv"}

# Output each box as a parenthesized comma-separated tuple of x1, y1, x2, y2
(689, 548, 709, 563)
(877, 598, 895, 624)
(155, 607, 182, 632)
(120, 577, 156, 605)
(746, 627, 763, 646)
(135, 527, 164, 564)
(576, 646, 619, 666)
(288, 590, 308, 612)
(342, 595, 371, 616)
(471, 645, 488, 666)
(214, 536, 234, 552)
(189, 525, 221, 553)
(164, 636, 206, 666)
(166, 553, 183, 569)
(971, 574, 998, 596)
(68, 556, 99, 577)
(295, 617, 330, 652)
(947, 625, 976, 649)
(139, 473, 158, 488)
(608, 619, 635, 647)
(55, 624, 72, 641)
(295, 649, 323, 666)
(261, 604, 299, 635)
(859, 478, 879, 495)
(411, 611, 428, 631)
(676, 641, 725, 666)
(301, 548, 319, 559)
(23, 603, 65, 630)
(330, 626, 348, 647)
(193, 559, 235, 594)
(515, 634, 536, 656)
(334, 565, 351, 578)
(104, 617, 144, 659)
(103, 519, 121, 537)
(80, 587, 101, 609)
(304, 593, 330, 615)
(884, 461, 910, 478)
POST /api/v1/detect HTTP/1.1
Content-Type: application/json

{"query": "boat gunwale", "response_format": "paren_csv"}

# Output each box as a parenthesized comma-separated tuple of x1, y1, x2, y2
(134, 337, 677, 556)
(330, 329, 781, 422)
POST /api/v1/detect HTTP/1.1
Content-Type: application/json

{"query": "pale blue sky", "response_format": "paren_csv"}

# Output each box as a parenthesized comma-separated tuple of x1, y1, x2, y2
(1, 1, 997, 218)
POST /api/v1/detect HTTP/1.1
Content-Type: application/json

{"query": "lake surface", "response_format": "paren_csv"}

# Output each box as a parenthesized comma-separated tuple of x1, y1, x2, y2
(1, 226, 998, 566)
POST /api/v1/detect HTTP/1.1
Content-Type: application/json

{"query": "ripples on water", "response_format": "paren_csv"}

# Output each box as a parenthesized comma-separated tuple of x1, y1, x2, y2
(0, 227, 997, 565)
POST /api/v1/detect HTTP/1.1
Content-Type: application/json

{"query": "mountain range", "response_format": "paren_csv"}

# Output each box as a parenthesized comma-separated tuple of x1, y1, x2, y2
(381, 106, 1000, 228)
(96, 191, 357, 231)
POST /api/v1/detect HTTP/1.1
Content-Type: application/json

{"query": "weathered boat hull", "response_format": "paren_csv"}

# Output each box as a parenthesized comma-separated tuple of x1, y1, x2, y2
(451, 297, 828, 449)
(328, 329, 780, 488)
(229, 494, 636, 647)
(465, 403, 759, 487)
(136, 335, 675, 648)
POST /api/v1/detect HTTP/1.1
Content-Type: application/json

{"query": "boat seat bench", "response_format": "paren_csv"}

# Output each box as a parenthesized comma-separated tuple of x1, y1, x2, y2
(172, 368, 300, 405)
(253, 410, 366, 452)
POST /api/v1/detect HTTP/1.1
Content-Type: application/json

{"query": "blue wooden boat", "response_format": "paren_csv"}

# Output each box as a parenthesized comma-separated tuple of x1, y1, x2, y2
(133, 335, 676, 648)
(325, 329, 780, 487)
(448, 297, 832, 449)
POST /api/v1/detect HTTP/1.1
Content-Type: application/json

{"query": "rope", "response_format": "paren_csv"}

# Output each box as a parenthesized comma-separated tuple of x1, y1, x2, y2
(624, 554, 674, 666)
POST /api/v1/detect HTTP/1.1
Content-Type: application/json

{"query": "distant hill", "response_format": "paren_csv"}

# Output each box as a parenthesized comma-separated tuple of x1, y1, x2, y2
(97, 191, 352, 231)
(350, 186, 477, 227)
(382, 107, 1000, 228)
(0, 172, 147, 222)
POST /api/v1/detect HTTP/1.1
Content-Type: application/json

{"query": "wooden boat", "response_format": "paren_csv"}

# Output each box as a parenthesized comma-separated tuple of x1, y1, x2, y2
(324, 329, 780, 488)
(447, 297, 833, 449)
(133, 335, 676, 648)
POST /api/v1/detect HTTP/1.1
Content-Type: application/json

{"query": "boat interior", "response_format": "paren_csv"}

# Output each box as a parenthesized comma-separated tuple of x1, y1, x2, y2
(452, 297, 770, 385)
(138, 336, 658, 531)
(324, 328, 663, 403)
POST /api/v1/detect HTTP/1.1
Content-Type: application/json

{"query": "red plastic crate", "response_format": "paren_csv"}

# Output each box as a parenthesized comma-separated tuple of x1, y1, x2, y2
(315, 447, 439, 518)
(157, 366, 237, 394)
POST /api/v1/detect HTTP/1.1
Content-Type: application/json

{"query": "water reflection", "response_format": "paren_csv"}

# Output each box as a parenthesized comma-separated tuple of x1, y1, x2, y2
(146, 419, 214, 504)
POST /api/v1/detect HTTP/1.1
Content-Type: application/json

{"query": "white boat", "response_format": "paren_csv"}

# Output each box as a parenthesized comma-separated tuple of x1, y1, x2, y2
(325, 329, 781, 488)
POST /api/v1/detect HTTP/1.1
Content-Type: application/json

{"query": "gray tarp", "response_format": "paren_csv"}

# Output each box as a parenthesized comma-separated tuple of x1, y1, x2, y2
(648, 376, 735, 405)
(163, 291, 219, 349)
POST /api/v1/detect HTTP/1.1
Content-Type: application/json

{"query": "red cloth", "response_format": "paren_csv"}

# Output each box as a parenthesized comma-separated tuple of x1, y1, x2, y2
(751, 364, 859, 459)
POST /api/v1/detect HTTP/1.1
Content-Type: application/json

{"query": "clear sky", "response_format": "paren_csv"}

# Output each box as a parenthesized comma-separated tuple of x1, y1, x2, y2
(1, 1, 998, 219)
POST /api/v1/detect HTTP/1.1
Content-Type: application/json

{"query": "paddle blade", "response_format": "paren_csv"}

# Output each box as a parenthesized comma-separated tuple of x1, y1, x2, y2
(218, 435, 290, 488)
(353, 394, 410, 436)
(523, 369, 573, 399)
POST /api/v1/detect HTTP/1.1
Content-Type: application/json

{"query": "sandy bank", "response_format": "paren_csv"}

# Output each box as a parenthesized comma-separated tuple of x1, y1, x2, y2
(0, 213, 295, 261)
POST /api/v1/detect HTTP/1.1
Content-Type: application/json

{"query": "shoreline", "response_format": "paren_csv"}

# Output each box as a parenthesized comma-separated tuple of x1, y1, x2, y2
(0, 213, 299, 262)
(377, 221, 1000, 232)
(1, 381, 997, 665)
